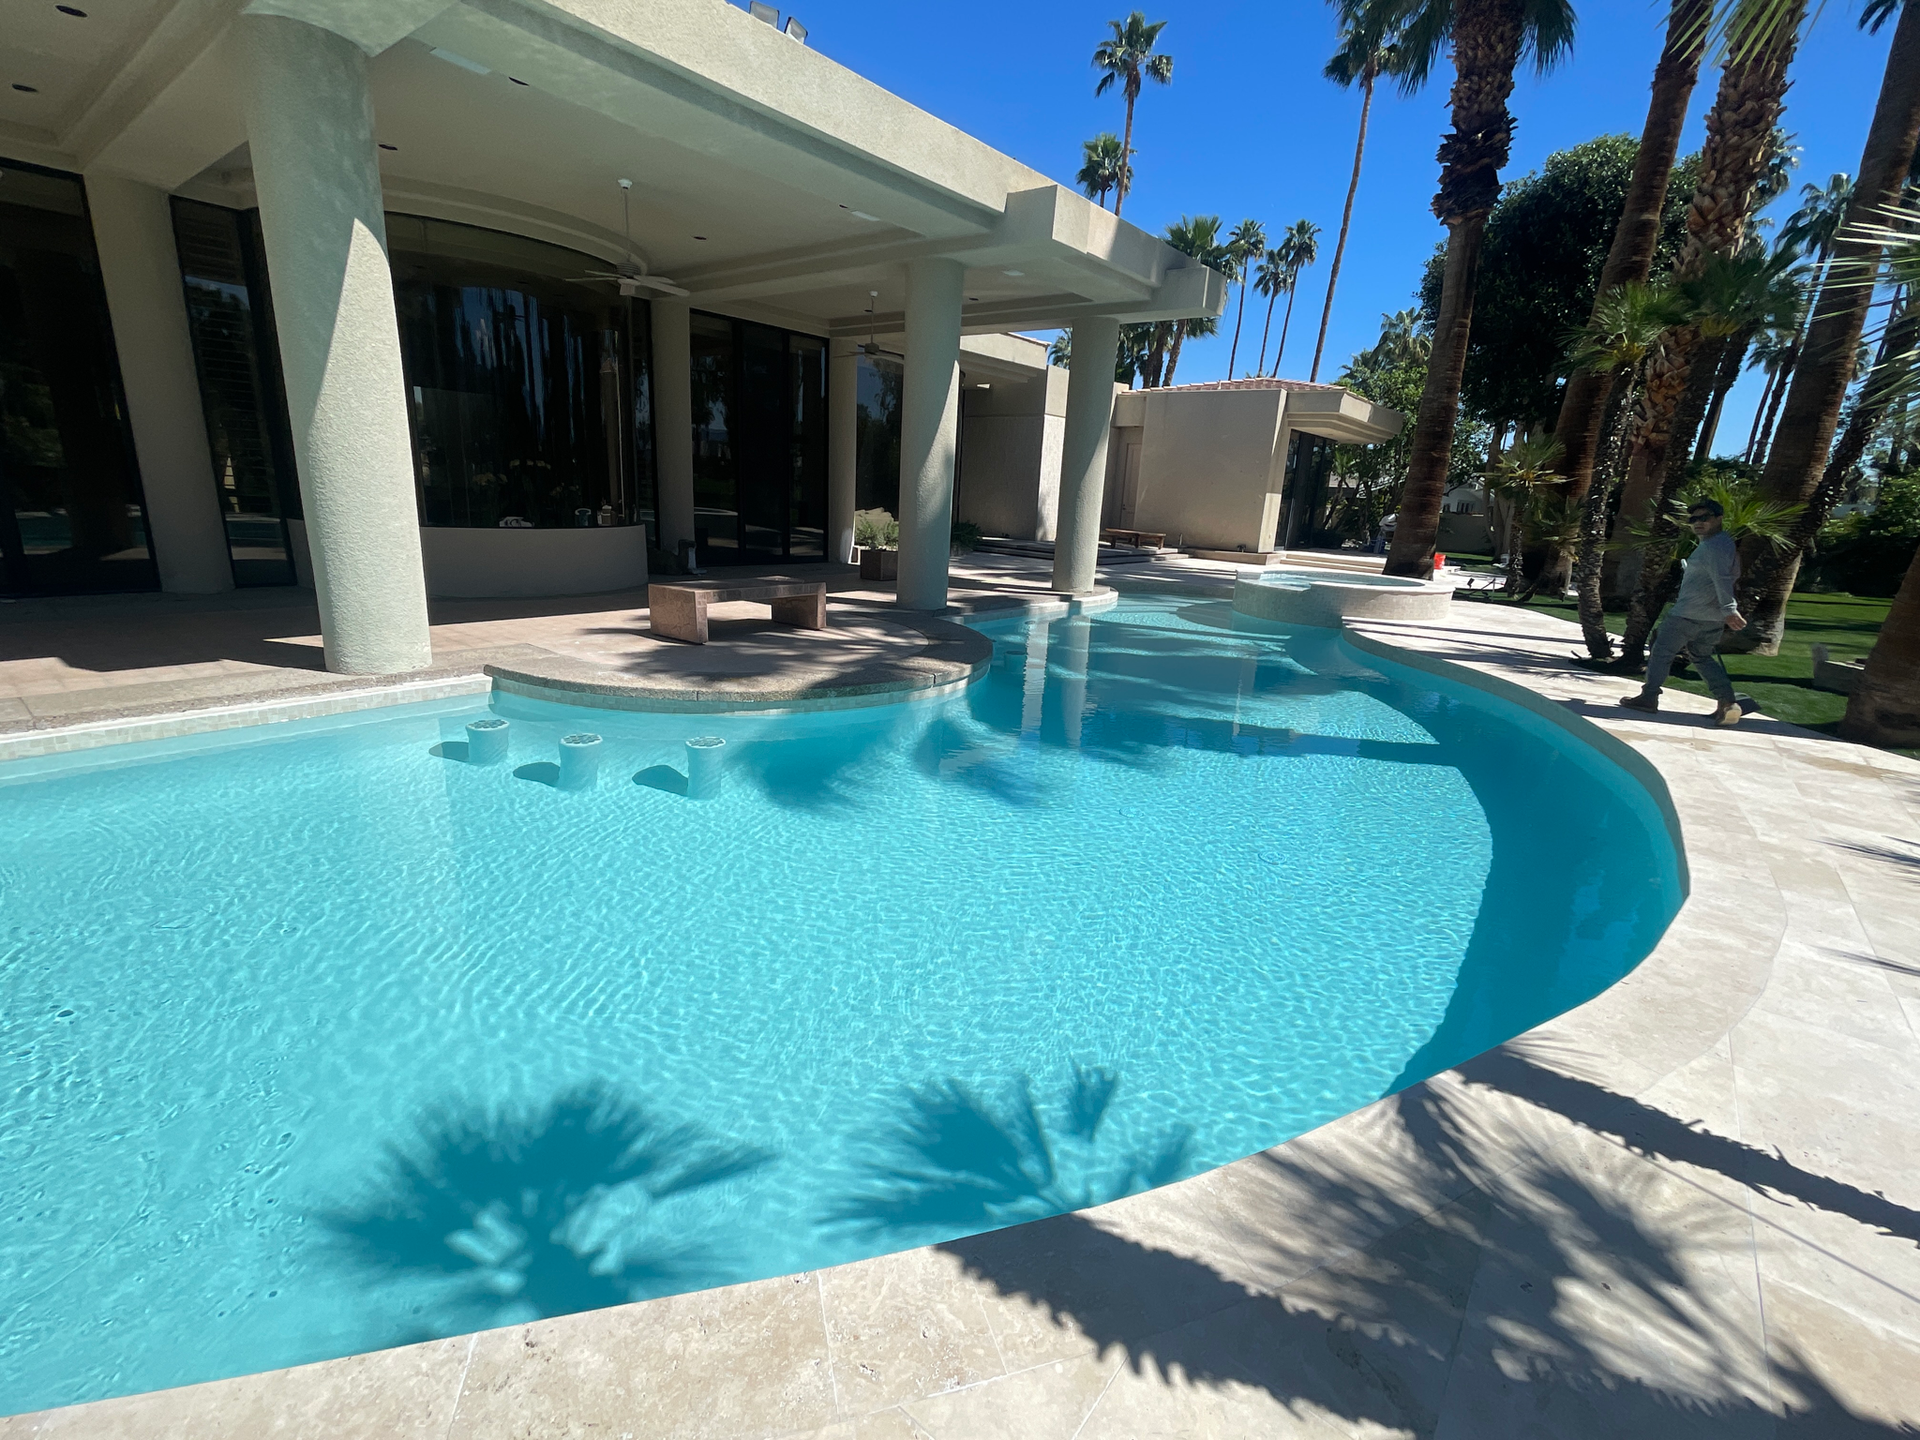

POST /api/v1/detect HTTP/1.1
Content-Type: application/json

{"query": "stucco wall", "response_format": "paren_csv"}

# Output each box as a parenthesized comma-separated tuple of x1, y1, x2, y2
(1122, 388, 1287, 551)
(289, 520, 648, 598)
(955, 370, 1066, 541)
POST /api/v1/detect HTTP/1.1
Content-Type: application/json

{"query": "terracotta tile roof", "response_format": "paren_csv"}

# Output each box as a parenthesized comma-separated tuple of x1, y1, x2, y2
(1135, 376, 1348, 394)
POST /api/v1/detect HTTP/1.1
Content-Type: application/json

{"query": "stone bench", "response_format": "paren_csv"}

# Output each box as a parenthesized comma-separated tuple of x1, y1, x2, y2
(1100, 527, 1166, 549)
(647, 580, 828, 645)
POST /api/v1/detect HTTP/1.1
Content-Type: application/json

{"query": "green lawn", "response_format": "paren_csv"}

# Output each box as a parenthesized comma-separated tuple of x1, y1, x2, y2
(1466, 583, 1893, 739)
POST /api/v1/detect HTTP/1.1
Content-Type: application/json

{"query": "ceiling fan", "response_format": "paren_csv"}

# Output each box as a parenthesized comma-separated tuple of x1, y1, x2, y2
(570, 178, 689, 298)
(859, 290, 902, 360)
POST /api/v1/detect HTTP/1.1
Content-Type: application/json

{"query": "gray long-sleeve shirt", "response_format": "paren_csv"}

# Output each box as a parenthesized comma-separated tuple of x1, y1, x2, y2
(1671, 530, 1741, 621)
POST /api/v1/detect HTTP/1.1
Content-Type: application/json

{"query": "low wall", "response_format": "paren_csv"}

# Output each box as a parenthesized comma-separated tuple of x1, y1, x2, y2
(1232, 571, 1452, 627)
(288, 520, 649, 598)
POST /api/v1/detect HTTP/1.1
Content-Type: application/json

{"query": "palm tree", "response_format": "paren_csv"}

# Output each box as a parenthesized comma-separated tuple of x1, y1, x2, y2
(1481, 433, 1564, 594)
(1565, 280, 1695, 657)
(1383, 0, 1578, 579)
(1253, 250, 1291, 375)
(1076, 133, 1129, 210)
(1743, 173, 1855, 462)
(1092, 13, 1174, 219)
(1531, 0, 1720, 597)
(1271, 219, 1321, 373)
(1155, 214, 1228, 386)
(1224, 218, 1267, 378)
(1740, 0, 1920, 654)
(1586, 2, 1805, 604)
(1619, 246, 1803, 661)
(1313, 0, 1413, 382)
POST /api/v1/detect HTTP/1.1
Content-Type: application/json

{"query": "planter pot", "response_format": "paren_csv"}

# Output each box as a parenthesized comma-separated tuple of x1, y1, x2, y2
(858, 548, 899, 581)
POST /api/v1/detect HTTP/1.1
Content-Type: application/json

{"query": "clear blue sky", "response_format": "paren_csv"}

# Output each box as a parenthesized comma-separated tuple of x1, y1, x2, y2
(759, 0, 1896, 457)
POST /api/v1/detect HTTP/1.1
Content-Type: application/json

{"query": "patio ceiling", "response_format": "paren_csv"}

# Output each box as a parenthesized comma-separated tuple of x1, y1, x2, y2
(1, 0, 1222, 338)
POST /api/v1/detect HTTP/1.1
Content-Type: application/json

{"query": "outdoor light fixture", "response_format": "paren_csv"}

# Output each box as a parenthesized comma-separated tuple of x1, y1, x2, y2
(749, 2, 777, 22)
(56, 5, 89, 16)
(564, 179, 690, 297)
(11, 84, 38, 93)
(378, 143, 398, 151)
(508, 76, 529, 86)
(784, 16, 807, 42)
(429, 47, 490, 75)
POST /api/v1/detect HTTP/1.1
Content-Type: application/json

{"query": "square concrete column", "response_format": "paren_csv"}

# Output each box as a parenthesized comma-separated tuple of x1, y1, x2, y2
(84, 172, 234, 595)
(651, 299, 695, 551)
(827, 339, 858, 564)
(1051, 316, 1120, 596)
(895, 257, 964, 610)
(238, 14, 430, 675)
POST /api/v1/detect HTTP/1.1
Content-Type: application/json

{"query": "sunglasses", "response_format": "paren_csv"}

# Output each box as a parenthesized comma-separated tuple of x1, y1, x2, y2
(1687, 513, 1716, 523)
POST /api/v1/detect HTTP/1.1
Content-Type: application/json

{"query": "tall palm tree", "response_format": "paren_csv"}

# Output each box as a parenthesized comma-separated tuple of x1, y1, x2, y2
(1591, 1, 1805, 605)
(1092, 13, 1174, 219)
(1533, 0, 1712, 599)
(1076, 133, 1129, 209)
(1224, 218, 1267, 378)
(1745, 172, 1855, 463)
(1566, 280, 1695, 657)
(1383, 0, 1578, 579)
(1253, 250, 1292, 375)
(1271, 220, 1321, 373)
(1619, 246, 1803, 661)
(1741, 0, 1920, 653)
(1313, 0, 1413, 382)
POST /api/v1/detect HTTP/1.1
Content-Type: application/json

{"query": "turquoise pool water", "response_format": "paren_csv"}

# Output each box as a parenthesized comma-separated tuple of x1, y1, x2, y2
(0, 597, 1682, 1415)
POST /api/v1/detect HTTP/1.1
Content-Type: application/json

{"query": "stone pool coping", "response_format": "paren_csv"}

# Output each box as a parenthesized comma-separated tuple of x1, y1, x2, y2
(7, 599, 1920, 1436)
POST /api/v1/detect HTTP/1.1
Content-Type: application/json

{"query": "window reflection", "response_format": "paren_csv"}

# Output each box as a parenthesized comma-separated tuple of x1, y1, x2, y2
(0, 162, 153, 596)
(688, 311, 828, 564)
(855, 352, 901, 517)
(1279, 431, 1337, 549)
(387, 215, 655, 532)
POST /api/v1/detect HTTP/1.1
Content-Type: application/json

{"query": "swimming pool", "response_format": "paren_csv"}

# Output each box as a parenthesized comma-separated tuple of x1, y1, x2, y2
(0, 597, 1682, 1415)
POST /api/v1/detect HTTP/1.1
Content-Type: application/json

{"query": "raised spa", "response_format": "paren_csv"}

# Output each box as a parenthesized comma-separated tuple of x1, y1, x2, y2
(0, 597, 1681, 1416)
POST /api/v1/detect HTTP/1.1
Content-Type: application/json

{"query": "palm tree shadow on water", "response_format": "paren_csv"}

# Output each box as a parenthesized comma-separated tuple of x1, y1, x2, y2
(824, 1063, 1193, 1238)
(321, 1084, 771, 1344)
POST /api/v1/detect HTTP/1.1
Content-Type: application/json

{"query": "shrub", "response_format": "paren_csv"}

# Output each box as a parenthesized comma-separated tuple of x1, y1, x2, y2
(853, 508, 899, 551)
(1805, 474, 1920, 596)
(950, 520, 983, 554)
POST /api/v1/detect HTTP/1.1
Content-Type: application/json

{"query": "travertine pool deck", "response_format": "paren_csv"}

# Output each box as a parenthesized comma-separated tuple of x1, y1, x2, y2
(5, 571, 1919, 1437)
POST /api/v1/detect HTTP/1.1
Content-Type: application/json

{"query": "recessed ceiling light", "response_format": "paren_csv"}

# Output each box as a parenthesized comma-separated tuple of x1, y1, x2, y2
(56, 5, 88, 15)
(509, 76, 529, 85)
(11, 83, 38, 93)
(967, 296, 979, 302)
(379, 143, 398, 151)
(693, 235, 707, 241)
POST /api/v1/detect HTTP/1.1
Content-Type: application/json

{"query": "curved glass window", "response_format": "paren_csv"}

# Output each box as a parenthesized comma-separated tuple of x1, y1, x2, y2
(387, 215, 654, 532)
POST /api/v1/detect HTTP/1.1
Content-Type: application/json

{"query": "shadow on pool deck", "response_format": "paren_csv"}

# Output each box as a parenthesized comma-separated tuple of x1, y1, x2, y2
(935, 1043, 1920, 1436)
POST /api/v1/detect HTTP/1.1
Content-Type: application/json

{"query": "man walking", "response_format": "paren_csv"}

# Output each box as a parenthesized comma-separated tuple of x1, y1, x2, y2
(1619, 498, 1747, 726)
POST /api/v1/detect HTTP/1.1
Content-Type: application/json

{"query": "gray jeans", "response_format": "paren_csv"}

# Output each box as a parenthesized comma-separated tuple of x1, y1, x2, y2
(1645, 613, 1736, 703)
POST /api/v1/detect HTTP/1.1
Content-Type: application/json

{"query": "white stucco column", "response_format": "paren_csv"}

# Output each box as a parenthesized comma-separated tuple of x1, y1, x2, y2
(895, 257, 964, 610)
(827, 339, 858, 564)
(238, 15, 429, 674)
(84, 172, 234, 595)
(1051, 316, 1120, 596)
(652, 299, 695, 552)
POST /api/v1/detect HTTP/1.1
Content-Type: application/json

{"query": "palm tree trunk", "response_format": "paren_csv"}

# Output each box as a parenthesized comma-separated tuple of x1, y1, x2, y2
(1115, 91, 1137, 219)
(1228, 281, 1248, 378)
(1311, 64, 1376, 383)
(1577, 374, 1634, 658)
(1598, 14, 1803, 626)
(1275, 285, 1299, 371)
(1738, 1, 1920, 654)
(1743, 364, 1778, 460)
(1743, 288, 1920, 624)
(1841, 538, 1920, 748)
(1694, 327, 1750, 461)
(1257, 290, 1278, 374)
(1387, 0, 1527, 579)
(1750, 339, 1796, 465)
(1165, 322, 1188, 386)
(1620, 337, 1729, 664)
(1536, 0, 1712, 594)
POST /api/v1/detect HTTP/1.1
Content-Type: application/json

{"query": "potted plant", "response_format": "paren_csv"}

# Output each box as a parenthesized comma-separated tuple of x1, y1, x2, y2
(855, 508, 899, 580)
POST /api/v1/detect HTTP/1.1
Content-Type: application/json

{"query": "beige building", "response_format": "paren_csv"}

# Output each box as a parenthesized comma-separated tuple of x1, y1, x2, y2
(1101, 378, 1404, 554)
(0, 0, 1224, 672)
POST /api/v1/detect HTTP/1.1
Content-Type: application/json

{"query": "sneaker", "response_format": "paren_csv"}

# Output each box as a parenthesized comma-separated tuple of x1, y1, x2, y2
(1712, 701, 1742, 727)
(1618, 693, 1659, 713)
